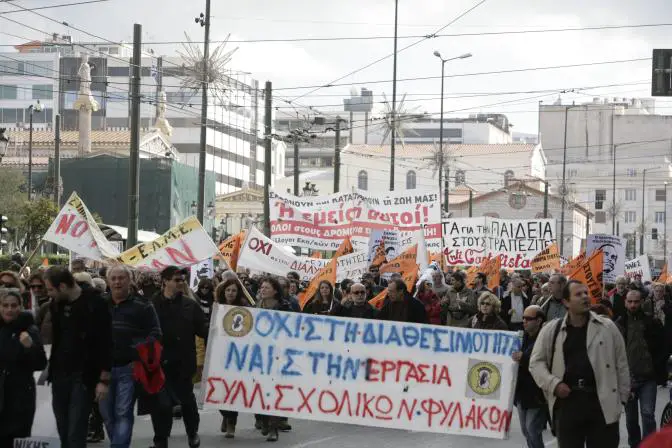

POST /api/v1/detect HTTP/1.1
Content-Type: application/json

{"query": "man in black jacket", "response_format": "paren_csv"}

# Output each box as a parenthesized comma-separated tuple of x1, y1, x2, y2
(335, 282, 378, 319)
(99, 265, 162, 448)
(617, 289, 667, 447)
(511, 305, 547, 448)
(501, 274, 531, 331)
(378, 279, 427, 324)
(44, 266, 113, 448)
(150, 266, 208, 448)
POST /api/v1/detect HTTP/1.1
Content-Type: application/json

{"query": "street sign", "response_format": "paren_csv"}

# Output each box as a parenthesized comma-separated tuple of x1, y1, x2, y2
(652, 49, 672, 96)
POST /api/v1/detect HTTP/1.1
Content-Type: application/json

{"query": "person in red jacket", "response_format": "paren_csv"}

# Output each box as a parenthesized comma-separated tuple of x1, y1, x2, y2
(416, 279, 442, 325)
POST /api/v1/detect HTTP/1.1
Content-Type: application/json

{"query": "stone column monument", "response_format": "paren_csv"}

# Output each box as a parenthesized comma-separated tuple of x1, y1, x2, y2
(154, 90, 173, 137)
(73, 54, 99, 155)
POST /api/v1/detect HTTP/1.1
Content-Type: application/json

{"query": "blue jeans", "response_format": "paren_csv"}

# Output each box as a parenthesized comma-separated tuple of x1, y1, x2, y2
(625, 379, 657, 448)
(99, 364, 136, 448)
(517, 405, 546, 448)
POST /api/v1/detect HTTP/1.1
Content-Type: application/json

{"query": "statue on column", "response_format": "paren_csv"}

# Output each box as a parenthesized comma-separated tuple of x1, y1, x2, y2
(73, 53, 99, 155)
(154, 90, 173, 137)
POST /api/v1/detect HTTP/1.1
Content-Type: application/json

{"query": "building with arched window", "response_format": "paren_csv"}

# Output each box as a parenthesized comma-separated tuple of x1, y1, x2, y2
(406, 170, 416, 189)
(358, 170, 368, 190)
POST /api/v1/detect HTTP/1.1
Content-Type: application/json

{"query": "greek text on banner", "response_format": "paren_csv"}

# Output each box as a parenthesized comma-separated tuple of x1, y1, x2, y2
(201, 305, 519, 439)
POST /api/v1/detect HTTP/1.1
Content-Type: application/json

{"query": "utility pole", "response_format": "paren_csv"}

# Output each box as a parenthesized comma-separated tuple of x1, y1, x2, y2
(640, 168, 646, 255)
(543, 181, 548, 219)
(664, 182, 668, 266)
(389, 0, 399, 191)
(293, 136, 299, 195)
(334, 116, 342, 193)
(468, 190, 473, 217)
(559, 106, 569, 256)
(28, 108, 33, 201)
(54, 114, 61, 207)
(196, 0, 211, 223)
(263, 81, 272, 237)
(438, 59, 446, 213)
(127, 23, 142, 249)
(612, 143, 617, 234)
(155, 56, 163, 118)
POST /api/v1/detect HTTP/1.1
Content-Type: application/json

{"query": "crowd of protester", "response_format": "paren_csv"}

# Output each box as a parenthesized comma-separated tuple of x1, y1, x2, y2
(0, 256, 671, 447)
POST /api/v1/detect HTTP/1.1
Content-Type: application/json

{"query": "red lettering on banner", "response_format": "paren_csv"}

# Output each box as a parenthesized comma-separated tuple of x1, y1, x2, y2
(55, 214, 77, 235)
(248, 237, 272, 255)
(274, 385, 294, 412)
(397, 398, 418, 421)
(318, 390, 339, 414)
(367, 359, 452, 386)
(277, 201, 295, 219)
(165, 241, 198, 265)
(335, 390, 354, 417)
(374, 396, 393, 420)
(361, 393, 375, 418)
(205, 377, 222, 404)
(150, 260, 168, 270)
(439, 400, 455, 426)
(297, 387, 316, 414)
(70, 221, 89, 237)
(448, 402, 464, 429)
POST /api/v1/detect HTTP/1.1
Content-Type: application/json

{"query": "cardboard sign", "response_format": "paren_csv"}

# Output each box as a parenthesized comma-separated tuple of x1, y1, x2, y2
(568, 250, 604, 304)
(116, 216, 219, 270)
(14, 437, 61, 448)
(218, 231, 245, 271)
(43, 192, 120, 261)
(442, 218, 556, 269)
(190, 258, 214, 291)
(201, 305, 519, 439)
(586, 234, 625, 284)
(269, 189, 442, 252)
(531, 243, 560, 273)
(624, 255, 652, 282)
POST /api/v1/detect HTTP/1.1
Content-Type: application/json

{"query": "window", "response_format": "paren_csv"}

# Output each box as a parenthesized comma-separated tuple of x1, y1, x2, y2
(32, 84, 53, 100)
(595, 211, 606, 224)
(656, 211, 665, 224)
(107, 66, 130, 77)
(504, 170, 514, 187)
(652, 228, 658, 240)
(568, 168, 578, 177)
(595, 189, 606, 210)
(406, 170, 416, 189)
(656, 189, 666, 201)
(109, 47, 119, 55)
(455, 169, 466, 186)
(624, 233, 635, 255)
(625, 211, 636, 223)
(625, 189, 636, 201)
(0, 85, 17, 99)
(357, 170, 368, 190)
(626, 168, 637, 177)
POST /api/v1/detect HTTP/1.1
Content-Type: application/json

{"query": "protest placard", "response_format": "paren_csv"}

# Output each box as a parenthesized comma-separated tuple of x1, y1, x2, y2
(116, 216, 219, 270)
(43, 192, 120, 261)
(238, 227, 368, 282)
(624, 254, 652, 282)
(190, 258, 214, 291)
(218, 231, 245, 271)
(442, 218, 556, 269)
(531, 243, 560, 273)
(586, 234, 625, 284)
(568, 250, 604, 304)
(269, 189, 442, 252)
(201, 305, 519, 438)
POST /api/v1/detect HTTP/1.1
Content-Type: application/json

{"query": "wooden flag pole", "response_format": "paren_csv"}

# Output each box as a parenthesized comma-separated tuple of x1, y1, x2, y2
(19, 239, 44, 277)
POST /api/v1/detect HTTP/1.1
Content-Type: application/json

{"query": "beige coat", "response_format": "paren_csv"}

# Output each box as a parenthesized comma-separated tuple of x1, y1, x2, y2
(441, 287, 477, 328)
(529, 312, 630, 425)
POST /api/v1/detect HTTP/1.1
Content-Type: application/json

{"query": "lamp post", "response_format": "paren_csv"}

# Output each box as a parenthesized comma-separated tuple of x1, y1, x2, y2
(664, 181, 668, 266)
(27, 100, 43, 201)
(641, 168, 647, 255)
(433, 51, 472, 214)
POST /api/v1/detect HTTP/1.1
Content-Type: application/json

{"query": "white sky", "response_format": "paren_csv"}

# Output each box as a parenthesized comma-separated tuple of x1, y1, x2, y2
(1, 0, 671, 133)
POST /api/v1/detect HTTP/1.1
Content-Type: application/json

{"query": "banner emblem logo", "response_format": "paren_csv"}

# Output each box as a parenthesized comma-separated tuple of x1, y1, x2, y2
(467, 361, 501, 398)
(223, 307, 253, 337)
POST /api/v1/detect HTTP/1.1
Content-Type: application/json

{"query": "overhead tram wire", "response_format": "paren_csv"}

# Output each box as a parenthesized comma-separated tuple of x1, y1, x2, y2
(288, 0, 489, 103)
(0, 0, 109, 15)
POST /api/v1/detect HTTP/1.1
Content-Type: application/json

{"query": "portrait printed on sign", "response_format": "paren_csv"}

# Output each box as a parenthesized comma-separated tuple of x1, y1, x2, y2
(465, 358, 503, 400)
(586, 234, 625, 284)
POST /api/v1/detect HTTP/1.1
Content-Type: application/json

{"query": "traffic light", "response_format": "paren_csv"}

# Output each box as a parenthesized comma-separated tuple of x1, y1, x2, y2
(0, 215, 7, 253)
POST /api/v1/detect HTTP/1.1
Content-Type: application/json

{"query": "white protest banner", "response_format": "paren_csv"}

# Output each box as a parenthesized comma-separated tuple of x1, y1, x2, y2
(238, 227, 368, 282)
(201, 305, 519, 438)
(191, 258, 214, 291)
(624, 254, 652, 282)
(586, 234, 626, 284)
(442, 218, 556, 269)
(269, 189, 441, 252)
(116, 216, 219, 270)
(43, 192, 120, 261)
(14, 437, 61, 448)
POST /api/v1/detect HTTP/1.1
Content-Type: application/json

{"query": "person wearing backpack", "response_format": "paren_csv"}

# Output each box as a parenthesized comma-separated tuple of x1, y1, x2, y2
(529, 280, 630, 448)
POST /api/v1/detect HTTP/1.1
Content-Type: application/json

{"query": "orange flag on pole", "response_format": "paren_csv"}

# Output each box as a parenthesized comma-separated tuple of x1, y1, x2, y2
(298, 237, 353, 310)
(656, 263, 669, 283)
(568, 250, 604, 304)
(369, 270, 419, 310)
(380, 245, 418, 275)
(429, 251, 446, 272)
(465, 265, 480, 288)
(531, 243, 560, 273)
(484, 257, 502, 291)
(335, 237, 354, 258)
(218, 231, 245, 271)
(561, 251, 586, 276)
(370, 239, 387, 268)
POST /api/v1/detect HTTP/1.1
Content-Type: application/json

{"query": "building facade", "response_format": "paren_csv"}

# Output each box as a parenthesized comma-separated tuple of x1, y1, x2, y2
(540, 97, 672, 266)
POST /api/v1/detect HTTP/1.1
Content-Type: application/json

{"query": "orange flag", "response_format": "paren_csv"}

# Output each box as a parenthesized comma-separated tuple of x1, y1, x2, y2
(41, 258, 49, 267)
(531, 243, 560, 273)
(561, 251, 586, 276)
(370, 239, 387, 268)
(335, 237, 354, 258)
(484, 257, 502, 291)
(380, 245, 418, 275)
(298, 258, 337, 310)
(657, 264, 669, 283)
(429, 251, 446, 272)
(369, 270, 418, 310)
(568, 250, 604, 304)
(218, 231, 245, 271)
(465, 265, 480, 288)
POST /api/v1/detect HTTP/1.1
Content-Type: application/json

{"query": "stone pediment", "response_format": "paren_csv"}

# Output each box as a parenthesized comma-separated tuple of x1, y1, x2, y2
(217, 188, 265, 203)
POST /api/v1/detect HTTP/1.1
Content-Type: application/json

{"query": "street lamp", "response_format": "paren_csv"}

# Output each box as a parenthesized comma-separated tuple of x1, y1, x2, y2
(27, 100, 43, 200)
(0, 128, 9, 163)
(433, 51, 472, 213)
(664, 181, 668, 266)
(190, 200, 197, 216)
(207, 201, 215, 219)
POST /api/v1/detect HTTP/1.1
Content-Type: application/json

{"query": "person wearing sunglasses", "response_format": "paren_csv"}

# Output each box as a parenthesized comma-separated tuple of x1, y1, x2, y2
(149, 266, 208, 448)
(511, 305, 547, 448)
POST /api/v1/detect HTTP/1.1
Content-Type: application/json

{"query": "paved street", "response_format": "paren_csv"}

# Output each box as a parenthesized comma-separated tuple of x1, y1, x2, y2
(31, 380, 671, 447)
